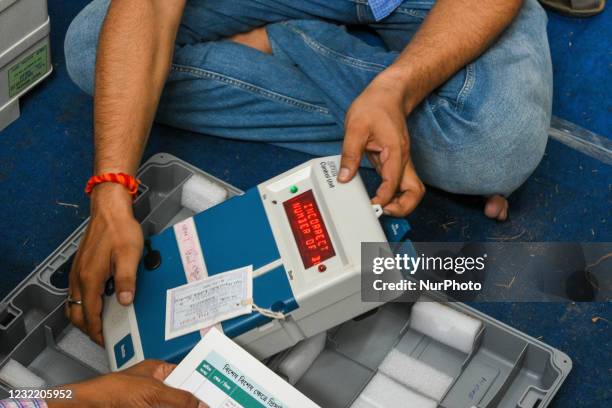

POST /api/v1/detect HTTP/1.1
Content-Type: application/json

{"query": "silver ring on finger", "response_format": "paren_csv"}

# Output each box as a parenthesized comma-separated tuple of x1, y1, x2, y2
(67, 296, 83, 306)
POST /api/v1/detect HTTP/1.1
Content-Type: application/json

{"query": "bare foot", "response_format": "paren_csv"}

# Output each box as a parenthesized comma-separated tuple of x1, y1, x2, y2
(484, 195, 509, 221)
(230, 27, 272, 54)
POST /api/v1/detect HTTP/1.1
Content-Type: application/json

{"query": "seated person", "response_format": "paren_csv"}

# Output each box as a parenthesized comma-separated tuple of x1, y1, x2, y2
(63, 0, 552, 343)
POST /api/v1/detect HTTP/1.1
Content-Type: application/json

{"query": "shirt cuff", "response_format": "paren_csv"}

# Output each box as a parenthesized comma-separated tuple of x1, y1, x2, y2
(0, 399, 48, 408)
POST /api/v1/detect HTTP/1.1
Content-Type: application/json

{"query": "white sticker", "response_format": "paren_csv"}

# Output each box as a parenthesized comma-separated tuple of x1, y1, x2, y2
(165, 266, 253, 341)
(173, 217, 208, 282)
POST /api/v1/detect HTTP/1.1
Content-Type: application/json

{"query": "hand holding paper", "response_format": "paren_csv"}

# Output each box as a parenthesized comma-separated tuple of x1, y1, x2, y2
(165, 328, 320, 408)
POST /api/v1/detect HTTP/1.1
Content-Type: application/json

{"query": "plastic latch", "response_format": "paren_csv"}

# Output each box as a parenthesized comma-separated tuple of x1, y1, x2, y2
(380, 216, 411, 242)
(372, 204, 383, 218)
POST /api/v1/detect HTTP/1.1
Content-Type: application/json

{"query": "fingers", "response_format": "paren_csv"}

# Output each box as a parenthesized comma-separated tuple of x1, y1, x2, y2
(68, 214, 143, 345)
(123, 360, 178, 381)
(343, 94, 424, 215)
(156, 384, 201, 408)
(68, 222, 106, 344)
(152, 362, 177, 381)
(68, 257, 86, 332)
(367, 153, 381, 174)
(123, 360, 167, 377)
(81, 285, 104, 345)
(339, 122, 369, 183)
(113, 242, 141, 305)
(80, 257, 106, 345)
(383, 160, 425, 217)
(372, 145, 403, 208)
(122, 361, 202, 407)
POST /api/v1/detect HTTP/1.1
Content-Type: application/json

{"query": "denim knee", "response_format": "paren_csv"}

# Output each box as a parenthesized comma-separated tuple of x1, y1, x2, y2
(412, 0, 552, 197)
(455, 11, 551, 195)
(64, 0, 109, 95)
(467, 108, 549, 197)
(413, 98, 550, 197)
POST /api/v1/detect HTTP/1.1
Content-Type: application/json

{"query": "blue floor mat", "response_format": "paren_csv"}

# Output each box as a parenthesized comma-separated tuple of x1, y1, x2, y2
(547, 6, 611, 137)
(0, 1, 610, 406)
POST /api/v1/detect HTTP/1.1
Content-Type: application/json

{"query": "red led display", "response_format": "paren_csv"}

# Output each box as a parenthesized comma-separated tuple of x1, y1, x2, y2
(283, 190, 335, 269)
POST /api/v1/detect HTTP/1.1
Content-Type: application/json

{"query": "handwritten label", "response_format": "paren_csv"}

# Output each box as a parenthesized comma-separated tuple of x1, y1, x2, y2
(174, 218, 208, 282)
(165, 266, 253, 341)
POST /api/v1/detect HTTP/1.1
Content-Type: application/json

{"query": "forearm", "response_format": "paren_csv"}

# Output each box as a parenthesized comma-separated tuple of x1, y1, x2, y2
(382, 0, 523, 113)
(93, 0, 185, 175)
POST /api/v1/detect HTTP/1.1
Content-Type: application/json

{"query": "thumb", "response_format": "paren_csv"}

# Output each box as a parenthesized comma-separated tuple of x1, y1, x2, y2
(113, 243, 141, 305)
(339, 123, 368, 183)
(156, 384, 202, 408)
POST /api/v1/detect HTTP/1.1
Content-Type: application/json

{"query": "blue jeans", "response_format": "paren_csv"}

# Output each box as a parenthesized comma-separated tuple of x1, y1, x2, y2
(64, 0, 552, 196)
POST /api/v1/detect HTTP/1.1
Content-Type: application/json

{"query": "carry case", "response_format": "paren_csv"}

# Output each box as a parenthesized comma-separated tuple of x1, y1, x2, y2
(0, 0, 52, 131)
(0, 153, 572, 407)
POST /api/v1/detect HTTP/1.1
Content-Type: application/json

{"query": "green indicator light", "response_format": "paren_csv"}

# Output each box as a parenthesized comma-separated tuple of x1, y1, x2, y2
(290, 185, 298, 194)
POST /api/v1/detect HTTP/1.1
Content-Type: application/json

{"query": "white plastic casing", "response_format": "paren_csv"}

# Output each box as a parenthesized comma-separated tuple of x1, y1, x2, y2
(234, 156, 387, 357)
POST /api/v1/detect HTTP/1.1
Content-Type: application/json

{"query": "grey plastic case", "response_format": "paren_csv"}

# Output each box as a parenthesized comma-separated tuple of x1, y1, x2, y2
(0, 0, 52, 131)
(0, 153, 571, 407)
(277, 301, 572, 408)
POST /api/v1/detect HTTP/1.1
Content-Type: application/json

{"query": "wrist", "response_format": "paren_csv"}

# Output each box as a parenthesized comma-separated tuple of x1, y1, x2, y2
(86, 170, 140, 213)
(94, 159, 138, 176)
(375, 64, 421, 114)
(90, 182, 134, 216)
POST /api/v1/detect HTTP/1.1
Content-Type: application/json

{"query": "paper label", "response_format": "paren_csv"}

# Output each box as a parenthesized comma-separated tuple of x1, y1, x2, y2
(165, 328, 320, 408)
(8, 45, 49, 98)
(174, 217, 208, 282)
(165, 266, 253, 340)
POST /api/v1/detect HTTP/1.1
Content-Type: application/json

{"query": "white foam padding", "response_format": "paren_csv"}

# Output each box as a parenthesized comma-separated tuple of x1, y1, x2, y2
(278, 331, 326, 384)
(379, 349, 453, 401)
(356, 373, 437, 408)
(410, 301, 482, 354)
(57, 326, 111, 373)
(180, 174, 228, 214)
(0, 359, 46, 389)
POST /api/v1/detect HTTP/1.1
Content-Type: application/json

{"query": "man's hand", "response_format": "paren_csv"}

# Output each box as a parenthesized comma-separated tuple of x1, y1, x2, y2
(68, 183, 143, 345)
(338, 0, 523, 217)
(47, 360, 203, 408)
(339, 73, 425, 217)
(68, 0, 186, 344)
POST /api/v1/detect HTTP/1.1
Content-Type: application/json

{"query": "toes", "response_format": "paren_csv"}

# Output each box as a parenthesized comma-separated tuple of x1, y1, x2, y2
(484, 195, 502, 218)
(484, 195, 509, 221)
(498, 201, 509, 221)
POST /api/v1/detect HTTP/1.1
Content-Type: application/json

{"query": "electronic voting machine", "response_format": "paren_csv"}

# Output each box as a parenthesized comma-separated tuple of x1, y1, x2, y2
(103, 156, 406, 371)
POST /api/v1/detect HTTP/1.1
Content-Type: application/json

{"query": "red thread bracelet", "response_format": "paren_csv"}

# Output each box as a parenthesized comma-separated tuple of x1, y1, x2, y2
(85, 172, 140, 197)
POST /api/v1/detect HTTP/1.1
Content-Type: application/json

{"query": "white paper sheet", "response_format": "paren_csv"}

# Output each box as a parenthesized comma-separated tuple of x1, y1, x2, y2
(165, 265, 253, 340)
(165, 328, 320, 408)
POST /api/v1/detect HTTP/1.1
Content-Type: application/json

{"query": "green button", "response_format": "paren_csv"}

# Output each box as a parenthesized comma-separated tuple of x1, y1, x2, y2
(290, 185, 298, 194)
